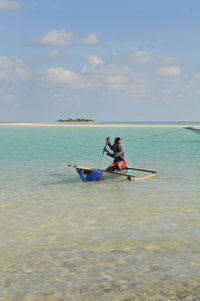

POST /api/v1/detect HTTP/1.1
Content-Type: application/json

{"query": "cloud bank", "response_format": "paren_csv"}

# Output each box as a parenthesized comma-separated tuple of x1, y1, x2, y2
(0, 50, 187, 109)
(29, 29, 100, 48)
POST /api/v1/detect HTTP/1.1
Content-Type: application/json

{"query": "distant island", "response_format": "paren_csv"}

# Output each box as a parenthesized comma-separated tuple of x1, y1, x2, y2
(57, 118, 95, 123)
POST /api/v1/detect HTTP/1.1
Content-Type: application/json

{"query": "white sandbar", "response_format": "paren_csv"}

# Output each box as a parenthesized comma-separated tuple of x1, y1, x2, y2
(0, 122, 199, 128)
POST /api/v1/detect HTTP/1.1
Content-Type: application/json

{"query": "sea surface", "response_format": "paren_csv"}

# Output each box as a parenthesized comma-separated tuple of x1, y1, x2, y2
(0, 124, 200, 300)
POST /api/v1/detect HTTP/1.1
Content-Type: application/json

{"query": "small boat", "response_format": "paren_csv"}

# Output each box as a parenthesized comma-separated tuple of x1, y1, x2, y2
(68, 164, 157, 182)
(183, 126, 200, 134)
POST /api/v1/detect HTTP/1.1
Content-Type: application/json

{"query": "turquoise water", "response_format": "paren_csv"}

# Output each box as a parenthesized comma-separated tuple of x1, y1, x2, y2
(0, 125, 200, 300)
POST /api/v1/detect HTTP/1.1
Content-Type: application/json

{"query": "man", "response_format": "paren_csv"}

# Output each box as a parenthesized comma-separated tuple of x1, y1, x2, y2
(104, 137, 126, 171)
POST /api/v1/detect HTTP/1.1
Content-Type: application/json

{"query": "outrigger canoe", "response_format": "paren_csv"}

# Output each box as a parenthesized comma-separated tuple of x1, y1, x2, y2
(68, 164, 157, 182)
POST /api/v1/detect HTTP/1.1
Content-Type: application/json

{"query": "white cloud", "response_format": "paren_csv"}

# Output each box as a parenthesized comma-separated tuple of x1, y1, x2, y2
(0, 56, 30, 81)
(30, 30, 100, 48)
(80, 33, 99, 45)
(81, 54, 151, 98)
(157, 66, 181, 77)
(36, 51, 183, 101)
(85, 63, 131, 77)
(129, 51, 153, 63)
(30, 29, 73, 47)
(39, 67, 91, 89)
(82, 55, 104, 73)
(86, 55, 104, 66)
(129, 52, 177, 68)
(82, 62, 132, 90)
(82, 58, 150, 98)
(39, 58, 150, 98)
(0, 0, 23, 10)
(103, 74, 150, 98)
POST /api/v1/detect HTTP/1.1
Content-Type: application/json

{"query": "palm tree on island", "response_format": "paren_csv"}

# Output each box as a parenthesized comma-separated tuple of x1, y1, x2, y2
(57, 118, 95, 122)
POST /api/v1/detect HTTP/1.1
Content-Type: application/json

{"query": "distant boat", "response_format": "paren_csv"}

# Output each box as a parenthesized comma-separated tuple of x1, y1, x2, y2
(183, 126, 200, 134)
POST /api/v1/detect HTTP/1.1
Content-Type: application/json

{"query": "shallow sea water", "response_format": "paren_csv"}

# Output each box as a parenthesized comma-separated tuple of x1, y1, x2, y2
(0, 125, 200, 300)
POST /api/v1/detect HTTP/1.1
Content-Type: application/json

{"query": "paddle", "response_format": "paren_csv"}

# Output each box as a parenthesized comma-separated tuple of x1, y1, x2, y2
(98, 141, 108, 169)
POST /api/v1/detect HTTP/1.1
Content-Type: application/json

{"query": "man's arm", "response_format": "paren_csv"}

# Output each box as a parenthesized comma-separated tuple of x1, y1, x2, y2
(104, 146, 114, 157)
(106, 151, 114, 158)
(107, 141, 113, 150)
(106, 137, 113, 150)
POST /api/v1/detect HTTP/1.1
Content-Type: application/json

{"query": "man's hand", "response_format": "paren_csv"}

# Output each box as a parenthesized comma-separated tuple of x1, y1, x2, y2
(103, 147, 108, 152)
(106, 137, 110, 143)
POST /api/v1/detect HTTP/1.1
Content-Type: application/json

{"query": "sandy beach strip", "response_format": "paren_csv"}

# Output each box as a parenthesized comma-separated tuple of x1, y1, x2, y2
(0, 122, 199, 128)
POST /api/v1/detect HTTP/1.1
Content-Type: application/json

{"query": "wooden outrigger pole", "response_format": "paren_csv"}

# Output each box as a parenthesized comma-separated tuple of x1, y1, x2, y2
(68, 164, 157, 182)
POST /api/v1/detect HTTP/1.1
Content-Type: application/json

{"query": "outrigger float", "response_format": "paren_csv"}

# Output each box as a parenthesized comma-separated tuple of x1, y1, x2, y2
(68, 164, 157, 182)
(183, 126, 200, 134)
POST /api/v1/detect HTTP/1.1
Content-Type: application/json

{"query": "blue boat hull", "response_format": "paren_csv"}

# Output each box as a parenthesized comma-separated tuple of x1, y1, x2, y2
(76, 168, 102, 182)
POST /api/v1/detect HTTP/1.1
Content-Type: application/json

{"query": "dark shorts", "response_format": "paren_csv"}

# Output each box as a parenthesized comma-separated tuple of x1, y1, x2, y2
(110, 161, 126, 170)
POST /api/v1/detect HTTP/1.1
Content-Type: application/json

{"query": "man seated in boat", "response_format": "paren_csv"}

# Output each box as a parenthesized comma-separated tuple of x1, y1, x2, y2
(104, 137, 126, 171)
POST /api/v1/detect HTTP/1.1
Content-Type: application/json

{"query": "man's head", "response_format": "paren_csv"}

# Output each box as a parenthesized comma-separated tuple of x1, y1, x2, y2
(114, 137, 122, 147)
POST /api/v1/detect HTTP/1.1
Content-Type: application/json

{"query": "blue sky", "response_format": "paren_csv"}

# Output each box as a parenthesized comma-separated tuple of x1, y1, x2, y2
(0, 0, 200, 122)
